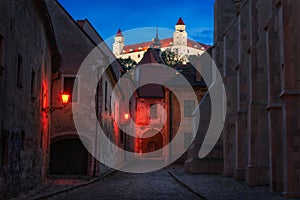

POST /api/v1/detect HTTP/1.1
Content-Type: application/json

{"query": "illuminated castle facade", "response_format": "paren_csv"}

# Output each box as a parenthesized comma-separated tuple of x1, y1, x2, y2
(113, 17, 210, 63)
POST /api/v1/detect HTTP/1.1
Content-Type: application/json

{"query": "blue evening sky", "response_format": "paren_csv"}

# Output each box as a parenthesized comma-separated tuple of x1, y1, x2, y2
(57, 0, 215, 46)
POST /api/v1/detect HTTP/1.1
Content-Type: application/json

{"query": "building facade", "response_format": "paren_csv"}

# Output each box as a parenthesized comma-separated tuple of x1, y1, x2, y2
(0, 0, 60, 198)
(131, 48, 207, 163)
(113, 18, 210, 63)
(211, 0, 300, 197)
(45, 0, 126, 177)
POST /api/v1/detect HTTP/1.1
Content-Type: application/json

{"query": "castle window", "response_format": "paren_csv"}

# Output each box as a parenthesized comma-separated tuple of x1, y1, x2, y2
(138, 54, 140, 58)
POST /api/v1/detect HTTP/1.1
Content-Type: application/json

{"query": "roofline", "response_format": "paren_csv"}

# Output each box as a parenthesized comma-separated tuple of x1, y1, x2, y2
(54, 0, 101, 47)
(77, 18, 106, 43)
(122, 37, 211, 49)
(33, 0, 61, 72)
(53, 0, 124, 79)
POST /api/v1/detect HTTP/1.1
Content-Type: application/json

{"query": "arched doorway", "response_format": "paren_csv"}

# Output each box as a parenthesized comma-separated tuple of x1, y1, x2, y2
(141, 130, 163, 157)
(49, 138, 88, 175)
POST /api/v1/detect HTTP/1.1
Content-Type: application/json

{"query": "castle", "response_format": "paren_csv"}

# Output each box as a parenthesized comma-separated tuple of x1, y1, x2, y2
(113, 17, 210, 63)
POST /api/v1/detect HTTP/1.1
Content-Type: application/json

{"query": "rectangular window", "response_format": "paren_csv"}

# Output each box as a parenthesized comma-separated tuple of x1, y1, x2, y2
(40, 131, 43, 149)
(17, 53, 23, 87)
(129, 102, 132, 116)
(120, 130, 124, 144)
(109, 95, 112, 115)
(30, 70, 35, 96)
(1, 132, 9, 166)
(63, 76, 78, 102)
(184, 132, 193, 148)
(150, 104, 157, 119)
(113, 102, 116, 120)
(0, 34, 4, 67)
(184, 100, 195, 117)
(21, 131, 25, 151)
(96, 83, 102, 117)
(105, 81, 108, 110)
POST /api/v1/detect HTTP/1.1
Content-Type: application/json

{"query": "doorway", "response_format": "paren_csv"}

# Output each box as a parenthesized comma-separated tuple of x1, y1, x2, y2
(49, 138, 88, 175)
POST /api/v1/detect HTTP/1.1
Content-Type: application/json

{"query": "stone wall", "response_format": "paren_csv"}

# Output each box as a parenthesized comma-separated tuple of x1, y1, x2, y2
(45, 0, 126, 177)
(214, 0, 300, 197)
(45, 0, 102, 176)
(0, 0, 59, 198)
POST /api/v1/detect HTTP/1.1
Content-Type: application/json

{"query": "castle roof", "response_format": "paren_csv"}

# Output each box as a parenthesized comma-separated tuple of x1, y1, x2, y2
(136, 48, 165, 98)
(116, 28, 123, 37)
(121, 38, 210, 54)
(176, 17, 185, 25)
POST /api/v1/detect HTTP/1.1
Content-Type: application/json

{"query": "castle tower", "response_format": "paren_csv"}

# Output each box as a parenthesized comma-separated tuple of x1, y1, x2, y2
(151, 27, 162, 49)
(173, 17, 188, 46)
(113, 28, 124, 56)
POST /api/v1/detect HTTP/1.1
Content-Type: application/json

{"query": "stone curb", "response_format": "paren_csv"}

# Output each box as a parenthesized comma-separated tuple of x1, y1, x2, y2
(166, 167, 208, 200)
(22, 169, 117, 200)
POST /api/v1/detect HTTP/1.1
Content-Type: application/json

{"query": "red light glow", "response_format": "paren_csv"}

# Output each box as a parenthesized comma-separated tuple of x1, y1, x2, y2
(61, 92, 70, 106)
(124, 113, 130, 120)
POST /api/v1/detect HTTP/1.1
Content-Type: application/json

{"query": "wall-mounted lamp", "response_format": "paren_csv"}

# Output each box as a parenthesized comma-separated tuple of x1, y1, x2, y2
(43, 91, 71, 114)
(124, 113, 130, 120)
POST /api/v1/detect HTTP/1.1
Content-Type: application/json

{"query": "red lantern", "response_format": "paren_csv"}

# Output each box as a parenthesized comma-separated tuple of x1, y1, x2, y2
(61, 92, 70, 106)
(124, 113, 130, 120)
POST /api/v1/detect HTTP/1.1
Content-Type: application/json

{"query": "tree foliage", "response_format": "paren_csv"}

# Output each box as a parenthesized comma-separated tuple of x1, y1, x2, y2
(118, 57, 137, 71)
(161, 49, 184, 66)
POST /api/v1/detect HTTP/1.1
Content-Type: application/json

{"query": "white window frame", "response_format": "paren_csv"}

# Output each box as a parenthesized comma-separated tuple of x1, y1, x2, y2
(61, 74, 80, 103)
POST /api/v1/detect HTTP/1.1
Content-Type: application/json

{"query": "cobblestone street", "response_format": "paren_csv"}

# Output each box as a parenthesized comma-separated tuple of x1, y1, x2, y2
(14, 164, 296, 200)
(46, 168, 201, 200)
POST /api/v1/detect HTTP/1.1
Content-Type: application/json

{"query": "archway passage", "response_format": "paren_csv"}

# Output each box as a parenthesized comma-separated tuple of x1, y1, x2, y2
(142, 131, 163, 157)
(49, 138, 88, 175)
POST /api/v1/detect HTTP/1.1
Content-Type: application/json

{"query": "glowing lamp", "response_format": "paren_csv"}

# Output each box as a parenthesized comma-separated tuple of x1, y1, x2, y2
(61, 92, 70, 106)
(124, 113, 130, 120)
(43, 91, 71, 114)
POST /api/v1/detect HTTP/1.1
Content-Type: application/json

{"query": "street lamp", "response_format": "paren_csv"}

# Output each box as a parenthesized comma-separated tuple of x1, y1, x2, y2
(124, 113, 130, 120)
(43, 91, 71, 114)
